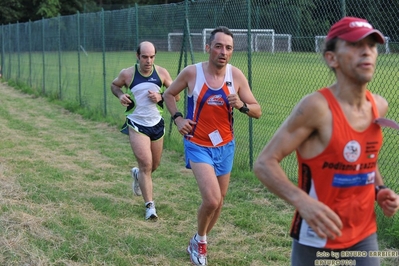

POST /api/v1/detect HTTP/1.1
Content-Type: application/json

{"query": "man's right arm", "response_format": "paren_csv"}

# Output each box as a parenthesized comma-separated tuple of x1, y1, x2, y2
(163, 66, 197, 135)
(163, 66, 194, 116)
(254, 93, 343, 240)
(111, 69, 131, 107)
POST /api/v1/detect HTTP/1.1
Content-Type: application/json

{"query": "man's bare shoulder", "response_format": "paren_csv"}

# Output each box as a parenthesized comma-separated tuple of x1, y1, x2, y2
(184, 64, 197, 72)
(287, 91, 332, 158)
(295, 91, 329, 116)
(112, 66, 134, 87)
(230, 65, 245, 77)
(229, 65, 249, 90)
(120, 66, 134, 77)
(115, 66, 135, 86)
(154, 65, 169, 75)
(288, 91, 330, 129)
(154, 65, 172, 81)
(178, 64, 197, 79)
(371, 92, 389, 117)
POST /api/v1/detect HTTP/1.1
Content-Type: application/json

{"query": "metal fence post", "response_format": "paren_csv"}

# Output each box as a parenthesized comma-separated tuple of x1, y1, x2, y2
(28, 20, 32, 87)
(17, 21, 20, 80)
(58, 14, 62, 99)
(42, 17, 46, 94)
(1, 25, 3, 79)
(341, 0, 346, 17)
(102, 8, 107, 115)
(77, 11, 82, 106)
(247, 0, 254, 170)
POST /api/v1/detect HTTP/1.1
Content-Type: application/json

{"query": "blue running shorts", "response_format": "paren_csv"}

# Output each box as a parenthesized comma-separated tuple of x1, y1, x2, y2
(184, 139, 235, 176)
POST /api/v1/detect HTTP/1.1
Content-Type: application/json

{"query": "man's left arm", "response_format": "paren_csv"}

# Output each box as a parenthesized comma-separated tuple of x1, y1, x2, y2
(228, 67, 261, 119)
(373, 94, 398, 216)
(375, 163, 399, 217)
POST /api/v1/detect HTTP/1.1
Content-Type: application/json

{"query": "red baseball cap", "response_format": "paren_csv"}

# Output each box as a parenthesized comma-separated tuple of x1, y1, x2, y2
(326, 16, 385, 44)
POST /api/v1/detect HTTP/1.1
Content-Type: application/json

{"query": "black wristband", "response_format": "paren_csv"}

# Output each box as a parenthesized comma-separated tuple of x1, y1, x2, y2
(157, 93, 164, 108)
(157, 93, 164, 103)
(239, 102, 249, 114)
(172, 112, 183, 123)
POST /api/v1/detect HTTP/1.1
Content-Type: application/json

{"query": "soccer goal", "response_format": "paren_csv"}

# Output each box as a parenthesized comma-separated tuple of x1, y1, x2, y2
(256, 33, 292, 52)
(202, 28, 276, 53)
(167, 32, 203, 52)
(315, 35, 391, 54)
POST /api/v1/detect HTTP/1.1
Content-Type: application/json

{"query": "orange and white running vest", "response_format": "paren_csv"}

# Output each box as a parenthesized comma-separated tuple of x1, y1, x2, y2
(291, 88, 383, 249)
(185, 63, 236, 147)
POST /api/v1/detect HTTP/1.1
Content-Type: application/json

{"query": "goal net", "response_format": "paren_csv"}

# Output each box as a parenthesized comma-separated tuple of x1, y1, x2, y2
(167, 32, 203, 52)
(315, 35, 390, 54)
(256, 34, 292, 52)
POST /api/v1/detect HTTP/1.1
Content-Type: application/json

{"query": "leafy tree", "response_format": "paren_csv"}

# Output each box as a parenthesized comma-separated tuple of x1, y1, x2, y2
(94, 0, 183, 10)
(0, 0, 24, 24)
(59, 0, 99, 15)
(34, 0, 61, 18)
(0, 0, 184, 24)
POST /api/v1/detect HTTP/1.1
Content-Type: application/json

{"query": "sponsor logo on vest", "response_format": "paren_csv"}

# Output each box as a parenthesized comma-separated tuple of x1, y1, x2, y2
(343, 140, 361, 162)
(207, 94, 225, 106)
(322, 161, 376, 171)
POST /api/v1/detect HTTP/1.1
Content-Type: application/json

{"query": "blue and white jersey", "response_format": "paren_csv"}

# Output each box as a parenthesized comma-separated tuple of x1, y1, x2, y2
(126, 64, 164, 126)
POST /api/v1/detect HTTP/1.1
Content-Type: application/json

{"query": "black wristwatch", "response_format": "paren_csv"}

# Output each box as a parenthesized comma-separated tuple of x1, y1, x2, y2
(172, 112, 183, 122)
(239, 102, 250, 114)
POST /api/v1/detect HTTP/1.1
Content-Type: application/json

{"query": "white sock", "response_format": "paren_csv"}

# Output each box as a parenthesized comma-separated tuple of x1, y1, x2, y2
(195, 233, 206, 242)
(145, 201, 154, 208)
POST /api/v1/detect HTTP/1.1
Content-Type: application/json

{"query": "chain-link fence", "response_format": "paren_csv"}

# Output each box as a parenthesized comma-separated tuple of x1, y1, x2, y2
(1, 0, 398, 241)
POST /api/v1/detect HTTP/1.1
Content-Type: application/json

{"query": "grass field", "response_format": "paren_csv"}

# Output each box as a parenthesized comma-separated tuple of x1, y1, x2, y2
(1, 81, 398, 265)
(0, 81, 295, 265)
(1, 49, 399, 264)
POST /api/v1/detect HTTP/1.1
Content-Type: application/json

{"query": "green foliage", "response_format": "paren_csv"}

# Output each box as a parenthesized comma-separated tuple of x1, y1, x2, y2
(0, 0, 184, 24)
(34, 0, 61, 18)
(0, 0, 24, 24)
(376, 208, 399, 248)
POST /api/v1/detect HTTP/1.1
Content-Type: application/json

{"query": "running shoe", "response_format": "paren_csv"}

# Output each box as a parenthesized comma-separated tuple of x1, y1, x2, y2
(131, 167, 142, 196)
(145, 202, 158, 220)
(187, 235, 207, 265)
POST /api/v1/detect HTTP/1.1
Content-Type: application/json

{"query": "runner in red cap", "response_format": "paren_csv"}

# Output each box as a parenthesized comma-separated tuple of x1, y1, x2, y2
(255, 16, 399, 266)
(326, 16, 385, 43)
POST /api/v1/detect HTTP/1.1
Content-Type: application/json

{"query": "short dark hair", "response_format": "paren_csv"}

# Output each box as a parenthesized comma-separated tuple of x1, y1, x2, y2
(322, 37, 339, 72)
(136, 42, 157, 56)
(207, 26, 234, 45)
(323, 37, 339, 55)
